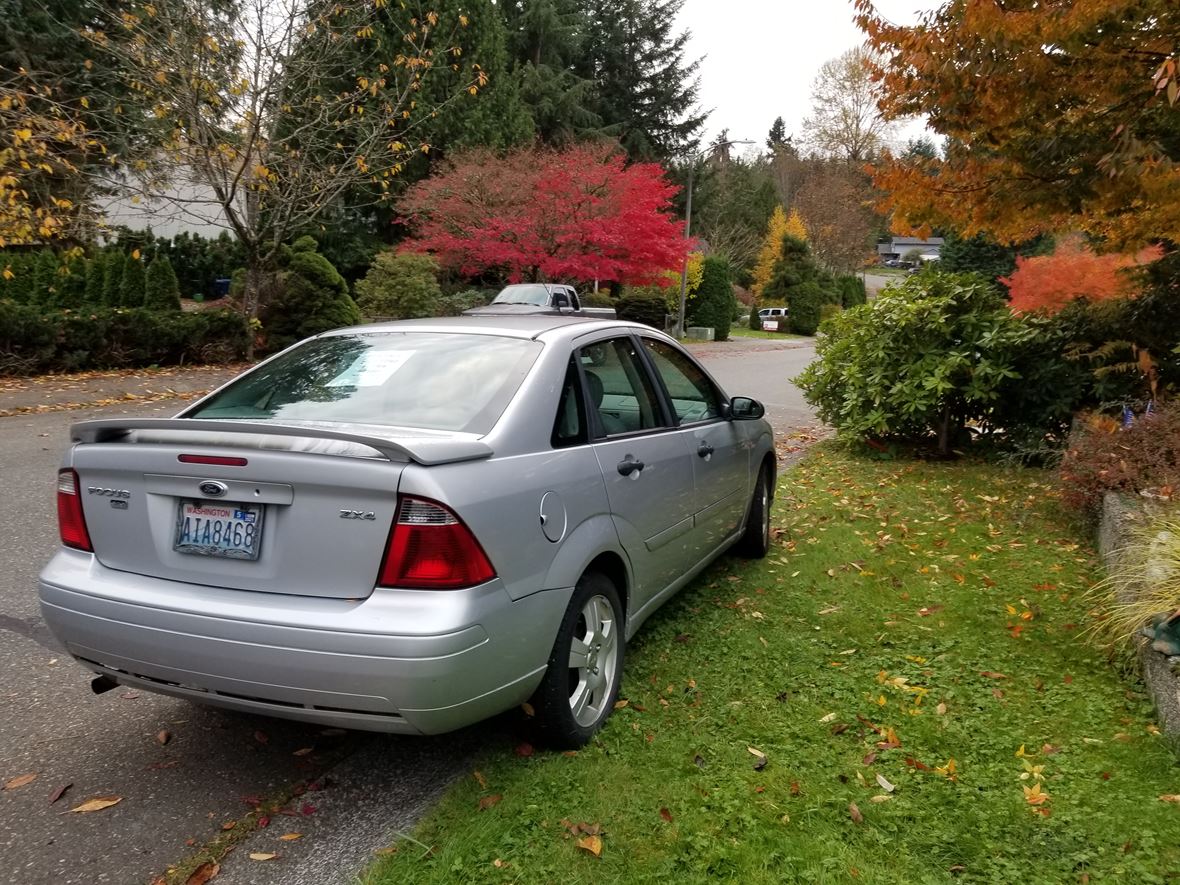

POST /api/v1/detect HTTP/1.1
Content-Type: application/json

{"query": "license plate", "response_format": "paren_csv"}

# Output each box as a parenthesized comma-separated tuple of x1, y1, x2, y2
(173, 500, 263, 561)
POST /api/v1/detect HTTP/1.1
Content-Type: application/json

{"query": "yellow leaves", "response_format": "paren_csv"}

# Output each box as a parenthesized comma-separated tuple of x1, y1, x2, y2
(3, 773, 36, 790)
(70, 796, 122, 813)
(1022, 782, 1049, 806)
(934, 758, 957, 780)
(249, 852, 278, 861)
(576, 835, 603, 857)
(459, 14, 469, 26)
(356, 25, 374, 39)
(1, 266, 12, 281)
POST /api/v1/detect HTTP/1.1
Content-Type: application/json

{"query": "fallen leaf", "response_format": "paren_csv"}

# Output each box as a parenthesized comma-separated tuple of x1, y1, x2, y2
(300, 803, 316, 816)
(185, 862, 220, 885)
(789, 781, 802, 796)
(120, 691, 141, 700)
(936, 703, 947, 715)
(870, 794, 892, 803)
(249, 853, 277, 861)
(875, 774, 896, 793)
(849, 802, 864, 824)
(980, 671, 1008, 679)
(292, 748, 313, 757)
(614, 699, 629, 710)
(157, 730, 172, 746)
(917, 605, 943, 617)
(3, 773, 37, 791)
(659, 807, 673, 823)
(220, 821, 236, 831)
(47, 783, 72, 804)
(477, 794, 502, 811)
(1042, 744, 1061, 755)
(473, 770, 488, 789)
(576, 835, 603, 857)
(520, 702, 535, 717)
(253, 730, 269, 745)
(862, 752, 877, 766)
(904, 757, 929, 771)
(279, 833, 302, 841)
(70, 796, 122, 813)
(1159, 795, 1180, 803)
(1023, 783, 1049, 806)
(514, 742, 534, 758)
(747, 746, 767, 757)
(818, 713, 837, 723)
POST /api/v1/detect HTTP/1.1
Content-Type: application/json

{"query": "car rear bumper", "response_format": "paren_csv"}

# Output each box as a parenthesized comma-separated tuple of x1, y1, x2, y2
(38, 548, 571, 735)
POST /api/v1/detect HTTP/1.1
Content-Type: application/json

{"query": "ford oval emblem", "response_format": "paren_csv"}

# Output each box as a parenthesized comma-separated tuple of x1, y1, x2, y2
(199, 481, 228, 498)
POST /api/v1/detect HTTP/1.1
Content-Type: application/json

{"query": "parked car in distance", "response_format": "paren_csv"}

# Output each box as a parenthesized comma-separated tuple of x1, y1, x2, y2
(39, 316, 774, 749)
(758, 307, 787, 320)
(464, 283, 616, 320)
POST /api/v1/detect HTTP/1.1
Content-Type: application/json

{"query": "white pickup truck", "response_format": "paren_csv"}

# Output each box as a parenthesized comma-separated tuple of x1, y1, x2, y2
(463, 284, 617, 319)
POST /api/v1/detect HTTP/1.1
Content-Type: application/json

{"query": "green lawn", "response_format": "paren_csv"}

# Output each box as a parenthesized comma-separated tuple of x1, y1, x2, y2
(364, 447, 1180, 884)
(729, 326, 804, 341)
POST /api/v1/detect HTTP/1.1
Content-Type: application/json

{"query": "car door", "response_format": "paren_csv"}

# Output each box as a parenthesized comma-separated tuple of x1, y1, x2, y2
(639, 337, 750, 556)
(581, 335, 696, 610)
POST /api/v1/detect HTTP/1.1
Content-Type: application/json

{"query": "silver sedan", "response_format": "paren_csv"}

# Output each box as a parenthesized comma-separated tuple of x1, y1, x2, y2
(39, 316, 775, 748)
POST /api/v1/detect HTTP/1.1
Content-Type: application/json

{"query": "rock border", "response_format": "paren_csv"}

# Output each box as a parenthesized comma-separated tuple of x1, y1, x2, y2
(1097, 492, 1180, 735)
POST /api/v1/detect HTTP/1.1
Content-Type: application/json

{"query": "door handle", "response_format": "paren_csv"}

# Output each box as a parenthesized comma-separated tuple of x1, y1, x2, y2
(697, 442, 715, 458)
(617, 457, 645, 477)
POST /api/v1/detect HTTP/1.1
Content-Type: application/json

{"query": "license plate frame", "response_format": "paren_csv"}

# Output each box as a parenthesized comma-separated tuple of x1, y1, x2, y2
(173, 499, 264, 561)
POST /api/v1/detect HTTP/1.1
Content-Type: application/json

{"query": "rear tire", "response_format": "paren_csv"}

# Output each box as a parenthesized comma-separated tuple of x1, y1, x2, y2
(736, 465, 772, 559)
(530, 572, 624, 750)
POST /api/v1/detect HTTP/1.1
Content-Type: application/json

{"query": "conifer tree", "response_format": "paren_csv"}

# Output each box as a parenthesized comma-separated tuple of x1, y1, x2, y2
(144, 255, 182, 311)
(119, 254, 146, 308)
(103, 251, 126, 306)
(752, 207, 790, 298)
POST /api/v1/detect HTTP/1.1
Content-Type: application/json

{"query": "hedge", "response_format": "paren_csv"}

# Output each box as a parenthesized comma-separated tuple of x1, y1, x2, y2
(0, 301, 249, 376)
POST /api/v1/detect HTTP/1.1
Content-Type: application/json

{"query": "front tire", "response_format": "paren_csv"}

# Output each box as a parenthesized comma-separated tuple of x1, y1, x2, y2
(735, 465, 772, 558)
(530, 572, 624, 749)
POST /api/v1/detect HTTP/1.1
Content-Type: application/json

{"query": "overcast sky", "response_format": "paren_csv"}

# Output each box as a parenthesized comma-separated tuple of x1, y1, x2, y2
(675, 0, 943, 153)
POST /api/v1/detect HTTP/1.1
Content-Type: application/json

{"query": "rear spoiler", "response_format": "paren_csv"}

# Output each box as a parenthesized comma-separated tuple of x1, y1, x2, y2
(70, 419, 494, 467)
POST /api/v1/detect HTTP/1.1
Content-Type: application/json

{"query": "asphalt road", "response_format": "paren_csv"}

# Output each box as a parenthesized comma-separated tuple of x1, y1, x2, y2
(0, 339, 816, 885)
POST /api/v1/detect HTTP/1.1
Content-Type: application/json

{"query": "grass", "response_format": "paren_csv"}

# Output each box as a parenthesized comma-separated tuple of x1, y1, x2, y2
(363, 447, 1180, 885)
(729, 326, 804, 341)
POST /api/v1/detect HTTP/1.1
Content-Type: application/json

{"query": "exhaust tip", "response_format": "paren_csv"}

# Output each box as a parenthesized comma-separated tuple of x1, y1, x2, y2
(90, 675, 119, 695)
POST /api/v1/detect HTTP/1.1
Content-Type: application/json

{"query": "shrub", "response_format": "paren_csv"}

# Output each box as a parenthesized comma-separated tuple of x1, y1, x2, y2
(1059, 406, 1180, 516)
(796, 272, 1040, 456)
(787, 280, 830, 335)
(581, 291, 615, 309)
(103, 251, 126, 306)
(687, 257, 734, 341)
(0, 300, 56, 374)
(354, 252, 443, 320)
(84, 254, 105, 304)
(617, 294, 667, 329)
(435, 288, 492, 316)
(838, 274, 867, 307)
(144, 256, 182, 311)
(264, 247, 362, 352)
(291, 235, 319, 254)
(120, 255, 147, 307)
(819, 302, 843, 327)
(748, 310, 762, 331)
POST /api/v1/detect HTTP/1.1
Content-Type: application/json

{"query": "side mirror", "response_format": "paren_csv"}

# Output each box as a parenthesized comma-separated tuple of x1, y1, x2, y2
(553, 293, 571, 310)
(728, 396, 765, 420)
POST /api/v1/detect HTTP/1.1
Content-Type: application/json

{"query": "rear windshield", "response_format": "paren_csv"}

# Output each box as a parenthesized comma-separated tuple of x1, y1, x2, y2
(492, 285, 554, 306)
(187, 332, 542, 434)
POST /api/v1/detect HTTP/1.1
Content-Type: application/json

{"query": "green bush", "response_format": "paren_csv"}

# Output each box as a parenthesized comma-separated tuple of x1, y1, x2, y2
(687, 257, 734, 341)
(354, 252, 443, 320)
(787, 280, 830, 335)
(819, 302, 843, 327)
(617, 295, 667, 329)
(120, 255, 146, 307)
(581, 291, 616, 309)
(838, 274, 867, 308)
(435, 288, 491, 316)
(263, 246, 361, 351)
(748, 310, 762, 331)
(144, 256, 182, 311)
(0, 302, 249, 375)
(796, 272, 1041, 455)
(103, 251, 126, 306)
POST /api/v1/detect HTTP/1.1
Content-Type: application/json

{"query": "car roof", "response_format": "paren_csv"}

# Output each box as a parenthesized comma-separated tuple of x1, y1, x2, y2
(322, 314, 662, 345)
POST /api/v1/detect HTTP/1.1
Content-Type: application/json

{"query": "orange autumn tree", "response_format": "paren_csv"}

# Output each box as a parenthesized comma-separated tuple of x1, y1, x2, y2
(1002, 236, 1164, 314)
(855, 0, 1180, 249)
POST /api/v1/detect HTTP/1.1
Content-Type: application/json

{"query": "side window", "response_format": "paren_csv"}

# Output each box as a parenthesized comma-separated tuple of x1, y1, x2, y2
(642, 339, 722, 424)
(552, 358, 588, 448)
(580, 337, 663, 437)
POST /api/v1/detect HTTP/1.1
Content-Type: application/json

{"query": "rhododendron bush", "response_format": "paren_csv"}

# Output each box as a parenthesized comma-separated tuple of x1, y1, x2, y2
(397, 143, 691, 285)
(1002, 236, 1163, 314)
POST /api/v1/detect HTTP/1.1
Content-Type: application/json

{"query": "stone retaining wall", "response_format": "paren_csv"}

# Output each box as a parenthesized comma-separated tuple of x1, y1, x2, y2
(1098, 492, 1180, 735)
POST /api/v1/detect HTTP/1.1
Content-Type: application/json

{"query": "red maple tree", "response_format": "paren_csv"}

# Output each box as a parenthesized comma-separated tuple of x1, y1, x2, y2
(1002, 236, 1164, 314)
(397, 143, 690, 285)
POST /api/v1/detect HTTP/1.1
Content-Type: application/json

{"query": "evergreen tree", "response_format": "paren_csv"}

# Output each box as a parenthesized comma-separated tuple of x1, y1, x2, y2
(103, 251, 126, 306)
(31, 250, 59, 306)
(120, 255, 147, 307)
(752, 207, 790, 298)
(262, 241, 361, 351)
(576, 0, 706, 160)
(83, 252, 105, 304)
(767, 116, 789, 152)
(687, 257, 734, 341)
(500, 0, 602, 144)
(144, 255, 182, 311)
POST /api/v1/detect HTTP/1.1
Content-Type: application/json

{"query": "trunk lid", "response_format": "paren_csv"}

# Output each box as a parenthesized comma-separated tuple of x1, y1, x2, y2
(67, 419, 491, 600)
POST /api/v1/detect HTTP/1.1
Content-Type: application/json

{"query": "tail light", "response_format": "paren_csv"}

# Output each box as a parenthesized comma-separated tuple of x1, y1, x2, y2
(378, 497, 495, 590)
(57, 469, 93, 552)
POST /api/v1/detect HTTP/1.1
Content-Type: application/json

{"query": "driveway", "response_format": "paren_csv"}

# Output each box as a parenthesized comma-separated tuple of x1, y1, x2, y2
(0, 338, 818, 884)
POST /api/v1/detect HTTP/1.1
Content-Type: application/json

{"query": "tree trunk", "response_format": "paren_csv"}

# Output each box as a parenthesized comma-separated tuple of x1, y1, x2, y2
(936, 403, 952, 458)
(241, 256, 265, 362)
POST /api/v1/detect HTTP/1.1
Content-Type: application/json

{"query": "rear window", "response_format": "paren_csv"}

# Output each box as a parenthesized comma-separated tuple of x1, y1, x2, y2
(187, 332, 542, 434)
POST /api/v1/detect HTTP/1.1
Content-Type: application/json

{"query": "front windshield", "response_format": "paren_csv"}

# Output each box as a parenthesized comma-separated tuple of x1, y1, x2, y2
(492, 284, 552, 306)
(186, 332, 542, 434)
